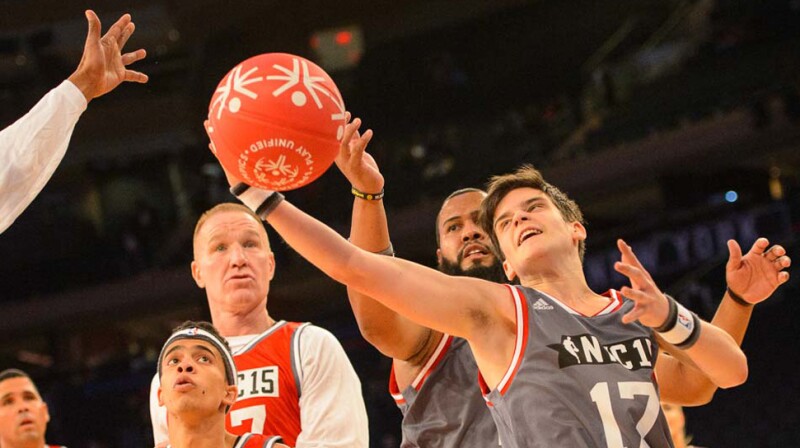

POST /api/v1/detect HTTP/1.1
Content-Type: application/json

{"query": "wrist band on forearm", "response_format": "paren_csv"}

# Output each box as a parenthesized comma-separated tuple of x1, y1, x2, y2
(351, 186, 384, 201)
(375, 243, 395, 257)
(726, 287, 753, 307)
(656, 295, 702, 349)
(346, 239, 395, 257)
(230, 183, 285, 220)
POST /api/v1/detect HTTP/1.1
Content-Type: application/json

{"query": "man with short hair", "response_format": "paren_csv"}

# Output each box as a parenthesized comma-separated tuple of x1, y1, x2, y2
(216, 133, 765, 447)
(0, 10, 148, 234)
(157, 320, 287, 448)
(150, 204, 368, 447)
(334, 118, 791, 445)
(0, 369, 65, 448)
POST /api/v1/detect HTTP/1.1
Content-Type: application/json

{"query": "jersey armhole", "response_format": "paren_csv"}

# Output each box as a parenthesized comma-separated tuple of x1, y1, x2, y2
(388, 334, 453, 404)
(478, 284, 528, 398)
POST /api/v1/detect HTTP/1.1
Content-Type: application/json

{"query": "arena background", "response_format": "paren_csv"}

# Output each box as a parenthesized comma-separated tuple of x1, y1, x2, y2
(1, 0, 798, 446)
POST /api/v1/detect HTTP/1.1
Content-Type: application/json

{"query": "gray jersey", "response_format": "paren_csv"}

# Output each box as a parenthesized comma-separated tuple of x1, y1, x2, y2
(481, 285, 673, 448)
(390, 334, 500, 447)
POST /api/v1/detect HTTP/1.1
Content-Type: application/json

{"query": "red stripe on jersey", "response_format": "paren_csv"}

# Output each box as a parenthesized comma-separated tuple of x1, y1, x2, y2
(478, 285, 528, 397)
(412, 334, 453, 390)
(388, 366, 406, 405)
(388, 334, 453, 404)
(596, 289, 623, 316)
(498, 285, 528, 395)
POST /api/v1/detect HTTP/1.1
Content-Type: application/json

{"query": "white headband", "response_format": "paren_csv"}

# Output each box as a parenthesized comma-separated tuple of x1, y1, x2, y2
(158, 327, 237, 387)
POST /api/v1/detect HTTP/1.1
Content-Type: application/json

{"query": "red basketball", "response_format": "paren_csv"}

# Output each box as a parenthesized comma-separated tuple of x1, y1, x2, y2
(206, 53, 346, 191)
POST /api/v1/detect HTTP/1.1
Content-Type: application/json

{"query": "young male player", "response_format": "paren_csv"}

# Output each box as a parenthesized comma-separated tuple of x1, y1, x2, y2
(0, 369, 65, 448)
(157, 320, 287, 448)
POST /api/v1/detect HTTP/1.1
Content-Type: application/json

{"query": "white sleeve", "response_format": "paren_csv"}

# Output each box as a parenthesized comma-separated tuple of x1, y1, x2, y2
(149, 373, 170, 445)
(295, 325, 369, 448)
(0, 80, 87, 234)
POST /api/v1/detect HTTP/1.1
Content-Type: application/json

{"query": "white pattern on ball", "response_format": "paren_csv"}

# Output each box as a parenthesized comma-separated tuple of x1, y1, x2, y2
(292, 91, 307, 106)
(229, 97, 241, 113)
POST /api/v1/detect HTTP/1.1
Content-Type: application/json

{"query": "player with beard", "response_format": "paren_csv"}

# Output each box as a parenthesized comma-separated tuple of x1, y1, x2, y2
(334, 116, 503, 446)
(329, 117, 790, 446)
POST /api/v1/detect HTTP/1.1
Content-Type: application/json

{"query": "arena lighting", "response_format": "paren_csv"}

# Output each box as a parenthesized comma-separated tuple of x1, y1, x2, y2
(725, 190, 739, 203)
(309, 25, 364, 72)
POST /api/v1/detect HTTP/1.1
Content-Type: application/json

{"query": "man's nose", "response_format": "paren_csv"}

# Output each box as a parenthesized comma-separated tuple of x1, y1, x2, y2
(229, 245, 247, 266)
(461, 221, 485, 242)
(177, 362, 195, 373)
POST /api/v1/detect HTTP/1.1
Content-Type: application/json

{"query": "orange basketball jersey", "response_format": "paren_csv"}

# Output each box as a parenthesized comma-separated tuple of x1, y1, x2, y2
(226, 321, 307, 447)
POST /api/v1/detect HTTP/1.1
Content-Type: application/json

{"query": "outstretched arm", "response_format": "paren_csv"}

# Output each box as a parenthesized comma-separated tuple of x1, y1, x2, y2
(336, 117, 434, 361)
(659, 238, 790, 405)
(613, 240, 748, 393)
(264, 198, 505, 341)
(0, 10, 147, 234)
(67, 10, 148, 102)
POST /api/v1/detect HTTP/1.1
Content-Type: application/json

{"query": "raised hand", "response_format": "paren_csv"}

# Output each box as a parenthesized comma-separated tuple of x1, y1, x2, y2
(726, 238, 791, 304)
(335, 113, 381, 193)
(68, 10, 148, 102)
(614, 239, 671, 327)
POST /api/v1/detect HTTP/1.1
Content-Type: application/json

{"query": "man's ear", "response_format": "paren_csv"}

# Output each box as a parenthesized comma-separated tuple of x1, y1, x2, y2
(436, 248, 443, 266)
(191, 260, 205, 288)
(222, 384, 238, 409)
(266, 252, 276, 281)
(571, 221, 587, 242)
(158, 385, 164, 407)
(43, 402, 50, 424)
(502, 260, 517, 282)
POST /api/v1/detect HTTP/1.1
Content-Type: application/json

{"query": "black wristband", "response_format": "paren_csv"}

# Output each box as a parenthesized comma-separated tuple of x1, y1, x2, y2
(351, 186, 384, 201)
(654, 294, 679, 333)
(255, 192, 285, 219)
(230, 182, 250, 196)
(726, 287, 753, 307)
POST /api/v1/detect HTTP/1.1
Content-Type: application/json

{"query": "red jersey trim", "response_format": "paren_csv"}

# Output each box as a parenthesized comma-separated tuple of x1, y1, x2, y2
(478, 284, 528, 397)
(541, 290, 620, 317)
(235, 320, 289, 355)
(388, 334, 453, 405)
(596, 289, 623, 316)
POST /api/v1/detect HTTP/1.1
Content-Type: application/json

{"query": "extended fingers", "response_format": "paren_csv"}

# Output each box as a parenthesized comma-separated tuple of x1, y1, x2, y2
(124, 69, 149, 83)
(118, 21, 135, 49)
(84, 10, 102, 46)
(775, 254, 791, 270)
(764, 244, 786, 262)
(614, 261, 651, 288)
(104, 13, 132, 43)
(341, 117, 361, 149)
(121, 49, 147, 66)
(617, 239, 652, 280)
(748, 237, 770, 256)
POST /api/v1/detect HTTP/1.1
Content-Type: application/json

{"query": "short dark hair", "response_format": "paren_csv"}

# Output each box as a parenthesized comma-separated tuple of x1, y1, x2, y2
(478, 164, 586, 261)
(435, 188, 487, 247)
(0, 368, 31, 384)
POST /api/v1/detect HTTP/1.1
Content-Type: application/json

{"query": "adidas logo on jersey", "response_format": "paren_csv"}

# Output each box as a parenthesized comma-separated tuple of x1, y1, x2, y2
(533, 298, 554, 310)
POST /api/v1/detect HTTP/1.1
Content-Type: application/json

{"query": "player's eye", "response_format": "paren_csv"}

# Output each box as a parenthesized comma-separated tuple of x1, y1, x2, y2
(214, 244, 226, 252)
(1, 398, 12, 406)
(167, 357, 179, 366)
(244, 240, 258, 248)
(447, 223, 461, 233)
(198, 355, 211, 363)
